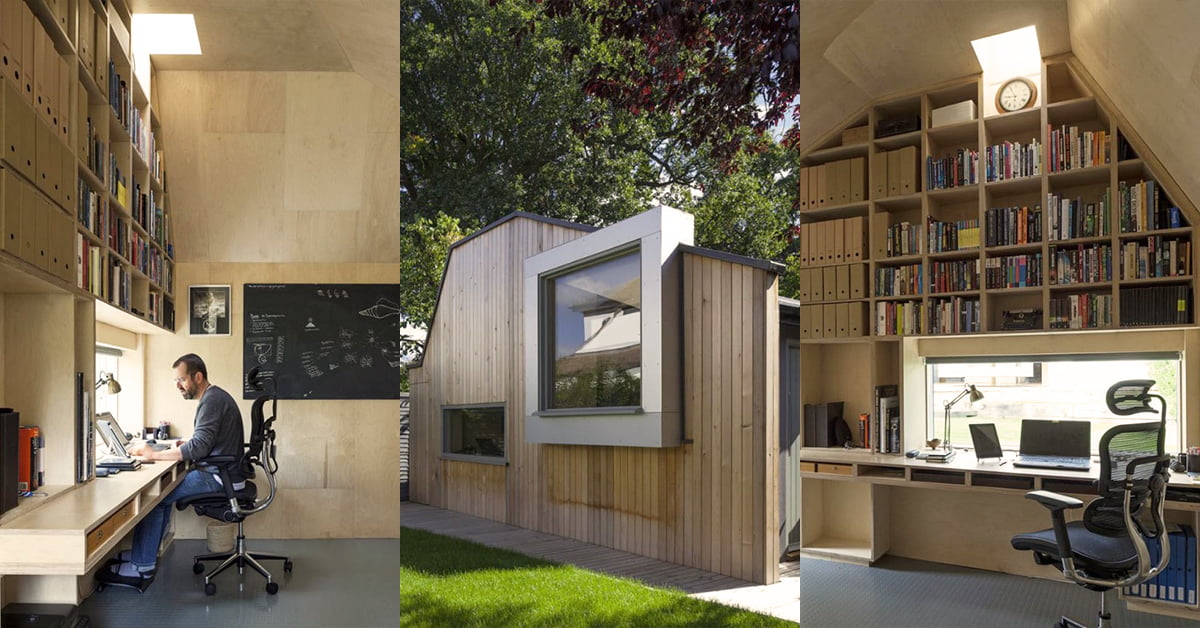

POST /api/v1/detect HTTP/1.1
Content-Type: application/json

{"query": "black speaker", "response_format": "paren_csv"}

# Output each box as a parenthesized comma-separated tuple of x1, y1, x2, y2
(0, 410, 18, 516)
(875, 116, 921, 138)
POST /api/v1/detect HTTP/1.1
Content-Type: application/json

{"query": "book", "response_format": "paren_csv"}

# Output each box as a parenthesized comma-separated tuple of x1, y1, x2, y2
(874, 385, 899, 454)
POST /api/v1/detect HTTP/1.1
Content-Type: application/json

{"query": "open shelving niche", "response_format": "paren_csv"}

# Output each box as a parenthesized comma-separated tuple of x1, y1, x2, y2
(794, 54, 1200, 613)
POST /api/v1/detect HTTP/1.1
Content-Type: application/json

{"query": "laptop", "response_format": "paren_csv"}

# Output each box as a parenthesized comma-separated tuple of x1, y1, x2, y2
(968, 423, 1005, 462)
(96, 417, 142, 471)
(102, 414, 170, 452)
(1012, 419, 1092, 471)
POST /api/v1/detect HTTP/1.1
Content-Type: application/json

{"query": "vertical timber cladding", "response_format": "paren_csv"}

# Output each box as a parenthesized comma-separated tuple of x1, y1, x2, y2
(408, 216, 592, 522)
(533, 251, 779, 584)
(409, 214, 780, 584)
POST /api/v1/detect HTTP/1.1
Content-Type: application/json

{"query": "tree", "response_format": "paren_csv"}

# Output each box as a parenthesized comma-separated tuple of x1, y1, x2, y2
(540, 0, 800, 162)
(398, 212, 466, 378)
(402, 0, 692, 227)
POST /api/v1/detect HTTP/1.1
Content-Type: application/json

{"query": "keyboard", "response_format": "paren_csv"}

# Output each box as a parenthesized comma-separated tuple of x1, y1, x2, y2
(1013, 455, 1091, 471)
(136, 440, 170, 452)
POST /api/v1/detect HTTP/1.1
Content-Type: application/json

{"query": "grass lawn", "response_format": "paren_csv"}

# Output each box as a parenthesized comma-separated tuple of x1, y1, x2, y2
(400, 527, 795, 627)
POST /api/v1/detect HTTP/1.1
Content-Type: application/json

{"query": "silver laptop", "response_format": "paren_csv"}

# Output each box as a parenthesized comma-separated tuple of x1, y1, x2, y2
(1012, 419, 1091, 471)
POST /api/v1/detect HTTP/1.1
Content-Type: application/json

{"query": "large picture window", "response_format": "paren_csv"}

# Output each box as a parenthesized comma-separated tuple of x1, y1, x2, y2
(927, 353, 1181, 454)
(545, 249, 642, 410)
(443, 406, 505, 460)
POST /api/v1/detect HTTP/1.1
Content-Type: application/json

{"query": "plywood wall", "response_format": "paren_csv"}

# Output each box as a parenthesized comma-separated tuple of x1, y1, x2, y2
(155, 71, 399, 264)
(409, 227, 781, 584)
(144, 262, 401, 540)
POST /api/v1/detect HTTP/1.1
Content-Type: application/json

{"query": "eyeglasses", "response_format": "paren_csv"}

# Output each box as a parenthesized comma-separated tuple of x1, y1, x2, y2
(172, 376, 189, 384)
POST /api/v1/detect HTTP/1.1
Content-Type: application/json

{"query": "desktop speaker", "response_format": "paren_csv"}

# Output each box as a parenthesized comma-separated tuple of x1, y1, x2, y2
(875, 116, 920, 138)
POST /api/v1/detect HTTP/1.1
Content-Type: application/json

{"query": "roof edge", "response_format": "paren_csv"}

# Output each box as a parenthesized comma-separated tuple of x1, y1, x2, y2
(450, 212, 598, 252)
(677, 244, 787, 274)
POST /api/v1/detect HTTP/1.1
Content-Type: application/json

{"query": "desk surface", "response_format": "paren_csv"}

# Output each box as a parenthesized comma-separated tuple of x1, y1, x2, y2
(0, 461, 182, 575)
(799, 446, 1200, 489)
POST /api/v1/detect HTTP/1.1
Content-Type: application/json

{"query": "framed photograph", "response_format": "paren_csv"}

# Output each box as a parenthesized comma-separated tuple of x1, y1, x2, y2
(189, 285, 231, 336)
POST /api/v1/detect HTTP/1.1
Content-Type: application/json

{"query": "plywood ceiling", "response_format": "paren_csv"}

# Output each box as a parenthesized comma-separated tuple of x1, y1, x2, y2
(128, 0, 399, 97)
(801, 0, 1200, 211)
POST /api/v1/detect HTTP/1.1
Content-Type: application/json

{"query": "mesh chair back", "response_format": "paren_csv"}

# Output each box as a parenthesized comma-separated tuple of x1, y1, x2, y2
(1085, 421, 1166, 535)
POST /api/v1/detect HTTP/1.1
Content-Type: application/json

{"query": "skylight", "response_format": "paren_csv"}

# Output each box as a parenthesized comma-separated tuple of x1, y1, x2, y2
(971, 26, 1041, 82)
(131, 14, 201, 55)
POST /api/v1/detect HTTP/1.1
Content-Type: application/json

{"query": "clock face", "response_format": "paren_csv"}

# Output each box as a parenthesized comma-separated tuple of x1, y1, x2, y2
(997, 78, 1036, 112)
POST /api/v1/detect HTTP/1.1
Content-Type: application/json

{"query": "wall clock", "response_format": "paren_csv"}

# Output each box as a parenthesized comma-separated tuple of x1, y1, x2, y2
(995, 77, 1037, 113)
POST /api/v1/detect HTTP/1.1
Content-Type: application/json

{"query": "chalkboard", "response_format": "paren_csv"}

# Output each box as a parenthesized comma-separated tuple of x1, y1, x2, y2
(243, 284, 402, 399)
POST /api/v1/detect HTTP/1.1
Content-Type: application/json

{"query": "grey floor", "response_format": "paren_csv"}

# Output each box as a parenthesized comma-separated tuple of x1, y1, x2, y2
(78, 539, 399, 628)
(800, 555, 1200, 627)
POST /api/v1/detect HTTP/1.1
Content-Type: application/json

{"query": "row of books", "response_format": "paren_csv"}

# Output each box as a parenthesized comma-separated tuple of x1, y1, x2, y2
(1124, 524, 1196, 606)
(106, 210, 130, 262)
(875, 264, 923, 297)
(926, 148, 978, 190)
(1049, 243, 1112, 285)
(1119, 179, 1184, 233)
(984, 138, 1042, 182)
(76, 234, 106, 298)
(1049, 292, 1112, 329)
(797, 263, 867, 303)
(1048, 191, 1110, 240)
(86, 116, 105, 182)
(1047, 125, 1110, 173)
(875, 300, 924, 336)
(77, 180, 104, 236)
(799, 303, 868, 339)
(108, 59, 141, 146)
(985, 253, 1043, 289)
(798, 157, 866, 209)
(927, 217, 980, 252)
(930, 259, 980, 293)
(883, 221, 921, 257)
(864, 385, 900, 454)
(109, 152, 128, 206)
(985, 204, 1042, 247)
(147, 293, 175, 328)
(1119, 237, 1191, 280)
(153, 149, 166, 186)
(928, 296, 979, 334)
(1119, 285, 1192, 327)
(110, 259, 131, 310)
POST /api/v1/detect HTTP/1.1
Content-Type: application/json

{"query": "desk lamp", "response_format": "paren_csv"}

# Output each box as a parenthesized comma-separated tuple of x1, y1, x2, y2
(927, 384, 983, 463)
(95, 371, 122, 395)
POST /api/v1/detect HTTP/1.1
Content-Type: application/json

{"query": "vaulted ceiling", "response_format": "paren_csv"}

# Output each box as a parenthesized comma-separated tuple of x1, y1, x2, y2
(801, 0, 1200, 212)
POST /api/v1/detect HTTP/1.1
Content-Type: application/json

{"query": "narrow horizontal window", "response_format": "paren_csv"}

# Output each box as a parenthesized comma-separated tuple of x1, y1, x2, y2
(443, 406, 505, 459)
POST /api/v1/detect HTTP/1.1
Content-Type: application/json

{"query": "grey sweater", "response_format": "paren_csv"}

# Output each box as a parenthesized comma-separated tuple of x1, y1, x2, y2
(178, 384, 245, 482)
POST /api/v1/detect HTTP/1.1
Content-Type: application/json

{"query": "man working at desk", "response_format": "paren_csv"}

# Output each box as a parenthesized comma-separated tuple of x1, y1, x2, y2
(95, 353, 245, 589)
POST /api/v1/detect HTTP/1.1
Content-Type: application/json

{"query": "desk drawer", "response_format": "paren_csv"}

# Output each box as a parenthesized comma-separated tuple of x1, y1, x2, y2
(816, 463, 854, 476)
(84, 502, 135, 556)
(799, 462, 817, 473)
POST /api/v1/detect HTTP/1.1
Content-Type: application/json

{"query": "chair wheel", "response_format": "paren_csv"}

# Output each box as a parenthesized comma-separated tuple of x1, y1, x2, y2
(205, 582, 216, 596)
(193, 562, 205, 574)
(284, 560, 293, 573)
(266, 581, 278, 595)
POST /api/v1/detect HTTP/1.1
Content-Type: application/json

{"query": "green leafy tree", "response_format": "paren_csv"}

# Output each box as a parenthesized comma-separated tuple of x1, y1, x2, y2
(398, 213, 466, 390)
(402, 0, 692, 226)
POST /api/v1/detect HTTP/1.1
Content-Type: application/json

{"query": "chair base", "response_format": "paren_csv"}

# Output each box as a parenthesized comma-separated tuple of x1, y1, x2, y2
(193, 520, 292, 595)
(1056, 588, 1113, 628)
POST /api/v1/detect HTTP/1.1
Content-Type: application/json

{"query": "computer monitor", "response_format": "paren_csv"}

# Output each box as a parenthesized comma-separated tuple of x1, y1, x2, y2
(1018, 419, 1091, 457)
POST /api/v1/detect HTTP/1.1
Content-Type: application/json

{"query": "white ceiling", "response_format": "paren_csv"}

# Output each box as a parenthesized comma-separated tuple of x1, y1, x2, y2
(801, 0, 1200, 212)
(129, 0, 399, 98)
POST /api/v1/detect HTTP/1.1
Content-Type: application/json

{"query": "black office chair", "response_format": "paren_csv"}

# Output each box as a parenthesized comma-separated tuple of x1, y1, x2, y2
(176, 367, 293, 595)
(1011, 379, 1171, 628)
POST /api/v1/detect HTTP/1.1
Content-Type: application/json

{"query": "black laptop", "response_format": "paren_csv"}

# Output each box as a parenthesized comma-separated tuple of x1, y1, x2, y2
(1012, 419, 1091, 471)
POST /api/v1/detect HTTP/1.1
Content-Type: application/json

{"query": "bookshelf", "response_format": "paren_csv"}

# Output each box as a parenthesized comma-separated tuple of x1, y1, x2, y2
(792, 55, 1200, 593)
(0, 0, 176, 563)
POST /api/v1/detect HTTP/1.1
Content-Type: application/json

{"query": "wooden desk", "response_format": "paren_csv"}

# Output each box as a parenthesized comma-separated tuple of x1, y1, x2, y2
(799, 447, 1200, 621)
(0, 461, 184, 604)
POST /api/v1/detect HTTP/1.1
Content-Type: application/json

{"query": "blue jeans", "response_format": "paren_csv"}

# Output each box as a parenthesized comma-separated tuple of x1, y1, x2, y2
(131, 469, 223, 568)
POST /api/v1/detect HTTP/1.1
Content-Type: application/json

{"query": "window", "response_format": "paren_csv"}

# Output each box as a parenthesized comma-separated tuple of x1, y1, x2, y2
(543, 248, 641, 410)
(95, 346, 121, 417)
(927, 354, 1181, 454)
(443, 406, 505, 460)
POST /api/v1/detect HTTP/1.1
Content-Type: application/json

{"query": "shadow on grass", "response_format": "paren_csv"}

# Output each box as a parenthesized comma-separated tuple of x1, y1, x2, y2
(400, 527, 553, 575)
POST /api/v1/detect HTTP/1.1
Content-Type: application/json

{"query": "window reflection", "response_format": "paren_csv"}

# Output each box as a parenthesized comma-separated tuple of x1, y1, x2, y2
(550, 251, 641, 408)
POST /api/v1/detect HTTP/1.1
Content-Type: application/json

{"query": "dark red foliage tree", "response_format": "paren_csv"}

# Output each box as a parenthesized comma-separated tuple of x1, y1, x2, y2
(539, 0, 799, 162)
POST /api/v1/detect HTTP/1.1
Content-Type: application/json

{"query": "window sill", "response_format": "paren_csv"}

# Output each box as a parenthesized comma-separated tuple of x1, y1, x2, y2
(536, 406, 643, 418)
(439, 453, 508, 466)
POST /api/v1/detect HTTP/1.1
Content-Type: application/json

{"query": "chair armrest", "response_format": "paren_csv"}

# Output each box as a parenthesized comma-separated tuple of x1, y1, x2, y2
(1025, 490, 1083, 511)
(1125, 454, 1171, 477)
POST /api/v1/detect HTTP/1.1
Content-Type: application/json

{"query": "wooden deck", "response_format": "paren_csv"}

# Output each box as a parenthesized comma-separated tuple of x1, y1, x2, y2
(401, 502, 799, 622)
